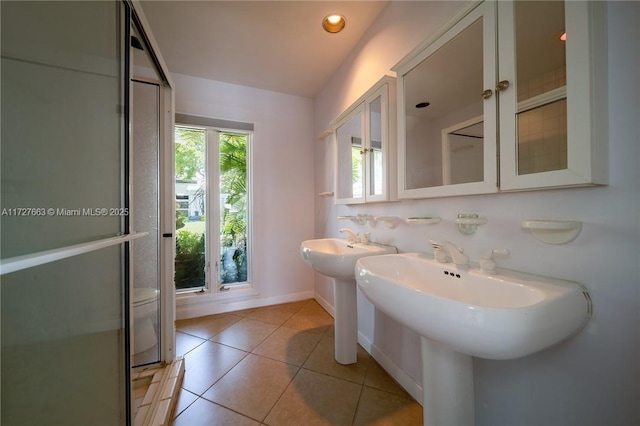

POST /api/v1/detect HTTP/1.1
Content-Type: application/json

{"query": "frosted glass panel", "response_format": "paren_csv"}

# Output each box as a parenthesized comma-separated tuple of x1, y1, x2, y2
(517, 99, 568, 175)
(1, 247, 125, 425)
(0, 2, 127, 425)
(514, 0, 567, 175)
(1, 1, 123, 259)
(132, 81, 161, 366)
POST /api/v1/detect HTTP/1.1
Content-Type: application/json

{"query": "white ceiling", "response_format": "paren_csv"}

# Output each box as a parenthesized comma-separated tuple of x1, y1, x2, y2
(139, 1, 389, 98)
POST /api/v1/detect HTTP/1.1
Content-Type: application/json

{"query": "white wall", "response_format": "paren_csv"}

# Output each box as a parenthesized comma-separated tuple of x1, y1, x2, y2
(172, 73, 316, 318)
(314, 1, 640, 425)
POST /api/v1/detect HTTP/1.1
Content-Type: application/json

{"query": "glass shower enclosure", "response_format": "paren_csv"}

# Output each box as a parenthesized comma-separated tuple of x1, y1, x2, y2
(1, 1, 174, 424)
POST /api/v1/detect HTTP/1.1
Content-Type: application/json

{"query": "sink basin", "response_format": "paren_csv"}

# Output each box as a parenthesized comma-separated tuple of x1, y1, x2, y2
(356, 252, 592, 425)
(300, 238, 396, 279)
(356, 252, 591, 360)
(300, 238, 396, 364)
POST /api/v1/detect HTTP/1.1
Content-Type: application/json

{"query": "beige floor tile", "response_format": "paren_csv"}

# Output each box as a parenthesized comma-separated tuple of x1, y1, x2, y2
(245, 303, 301, 325)
(324, 324, 335, 337)
(264, 368, 361, 426)
(353, 386, 423, 426)
(172, 397, 259, 426)
(169, 300, 420, 426)
(181, 341, 247, 395)
(176, 313, 241, 339)
(211, 317, 279, 351)
(175, 331, 206, 357)
(282, 306, 333, 334)
(228, 307, 258, 317)
(364, 360, 412, 398)
(202, 354, 298, 422)
(252, 326, 323, 366)
(172, 387, 198, 419)
(299, 299, 325, 310)
(303, 335, 371, 384)
(280, 299, 314, 310)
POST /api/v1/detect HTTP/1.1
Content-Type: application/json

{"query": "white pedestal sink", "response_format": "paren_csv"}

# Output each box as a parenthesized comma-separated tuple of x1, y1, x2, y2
(356, 252, 592, 425)
(300, 238, 396, 364)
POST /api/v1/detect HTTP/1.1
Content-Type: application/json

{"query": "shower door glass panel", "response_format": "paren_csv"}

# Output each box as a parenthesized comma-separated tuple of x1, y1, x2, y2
(1, 1, 124, 259)
(132, 81, 161, 366)
(1, 1, 127, 425)
(1, 248, 125, 425)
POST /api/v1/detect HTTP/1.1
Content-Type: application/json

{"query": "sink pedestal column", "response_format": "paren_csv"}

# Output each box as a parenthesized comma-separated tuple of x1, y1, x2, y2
(421, 337, 474, 426)
(333, 279, 358, 364)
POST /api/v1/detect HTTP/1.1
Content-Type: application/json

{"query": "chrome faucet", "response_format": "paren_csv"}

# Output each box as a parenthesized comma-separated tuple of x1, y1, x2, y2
(430, 240, 469, 268)
(339, 228, 359, 243)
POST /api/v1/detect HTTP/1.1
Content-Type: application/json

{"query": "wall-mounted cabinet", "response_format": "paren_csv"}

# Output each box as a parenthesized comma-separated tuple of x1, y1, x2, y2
(332, 76, 396, 204)
(394, 0, 607, 199)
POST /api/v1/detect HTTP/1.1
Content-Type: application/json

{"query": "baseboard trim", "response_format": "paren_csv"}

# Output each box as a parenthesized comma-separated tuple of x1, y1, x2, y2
(313, 291, 335, 318)
(358, 331, 423, 405)
(175, 290, 314, 320)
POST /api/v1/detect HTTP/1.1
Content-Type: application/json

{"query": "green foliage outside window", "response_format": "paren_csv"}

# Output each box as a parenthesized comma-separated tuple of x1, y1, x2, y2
(174, 127, 248, 288)
(219, 133, 248, 283)
(174, 230, 205, 290)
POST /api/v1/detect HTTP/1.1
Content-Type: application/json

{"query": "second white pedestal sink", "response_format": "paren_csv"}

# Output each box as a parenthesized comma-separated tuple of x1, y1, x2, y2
(300, 238, 397, 364)
(355, 252, 592, 425)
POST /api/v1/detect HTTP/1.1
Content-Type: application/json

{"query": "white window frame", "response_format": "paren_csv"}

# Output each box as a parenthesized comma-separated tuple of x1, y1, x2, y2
(174, 124, 253, 296)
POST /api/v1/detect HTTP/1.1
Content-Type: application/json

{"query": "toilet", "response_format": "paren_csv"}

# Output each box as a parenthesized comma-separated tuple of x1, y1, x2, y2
(133, 287, 159, 356)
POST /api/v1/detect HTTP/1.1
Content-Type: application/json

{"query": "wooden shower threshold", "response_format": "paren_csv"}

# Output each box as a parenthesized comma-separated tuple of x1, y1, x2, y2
(133, 358, 185, 426)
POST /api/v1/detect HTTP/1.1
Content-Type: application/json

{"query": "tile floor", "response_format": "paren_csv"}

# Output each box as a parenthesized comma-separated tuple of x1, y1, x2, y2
(171, 299, 423, 425)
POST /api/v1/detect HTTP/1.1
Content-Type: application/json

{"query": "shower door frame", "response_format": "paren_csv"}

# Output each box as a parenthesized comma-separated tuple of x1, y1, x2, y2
(129, 0, 176, 368)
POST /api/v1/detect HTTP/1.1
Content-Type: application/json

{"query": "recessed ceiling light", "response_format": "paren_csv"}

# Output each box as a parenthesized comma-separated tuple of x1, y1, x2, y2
(322, 14, 346, 33)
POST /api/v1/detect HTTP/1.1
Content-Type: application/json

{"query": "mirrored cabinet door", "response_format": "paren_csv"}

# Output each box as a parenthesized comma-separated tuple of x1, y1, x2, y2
(335, 107, 365, 202)
(396, 2, 497, 199)
(498, 0, 608, 190)
(365, 85, 393, 202)
(394, 0, 607, 199)
(333, 76, 396, 204)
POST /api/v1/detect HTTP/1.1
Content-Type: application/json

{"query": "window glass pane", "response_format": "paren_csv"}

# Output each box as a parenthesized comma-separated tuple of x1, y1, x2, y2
(175, 127, 206, 291)
(219, 133, 248, 285)
(1, 1, 123, 258)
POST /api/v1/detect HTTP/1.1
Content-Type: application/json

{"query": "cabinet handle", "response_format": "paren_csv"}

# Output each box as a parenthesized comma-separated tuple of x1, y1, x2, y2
(482, 89, 493, 100)
(496, 80, 510, 92)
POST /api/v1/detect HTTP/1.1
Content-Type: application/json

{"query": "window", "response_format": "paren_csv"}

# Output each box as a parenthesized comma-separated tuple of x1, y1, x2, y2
(174, 125, 252, 293)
